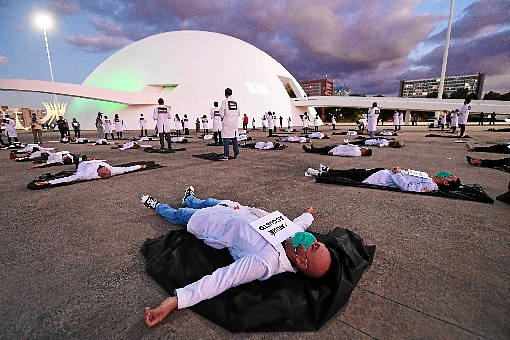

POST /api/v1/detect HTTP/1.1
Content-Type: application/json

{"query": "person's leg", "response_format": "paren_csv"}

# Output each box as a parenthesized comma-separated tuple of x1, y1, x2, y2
(459, 124, 465, 136)
(479, 157, 510, 167)
(165, 132, 172, 149)
(7, 136, 11, 144)
(218, 131, 222, 144)
(213, 131, 218, 143)
(472, 144, 510, 154)
(320, 168, 385, 182)
(156, 204, 198, 225)
(369, 130, 375, 138)
(232, 138, 239, 157)
(158, 133, 165, 149)
(184, 195, 221, 209)
(302, 144, 330, 153)
(223, 137, 230, 157)
(37, 130, 43, 143)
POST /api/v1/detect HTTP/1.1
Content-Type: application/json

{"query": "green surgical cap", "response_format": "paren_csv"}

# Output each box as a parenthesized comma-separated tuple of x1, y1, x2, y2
(436, 171, 451, 178)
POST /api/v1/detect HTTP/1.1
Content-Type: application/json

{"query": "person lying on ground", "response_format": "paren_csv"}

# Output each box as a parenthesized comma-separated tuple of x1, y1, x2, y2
(12, 144, 57, 154)
(92, 139, 115, 145)
(26, 151, 93, 169)
(113, 141, 153, 150)
(276, 136, 308, 143)
(33, 160, 146, 186)
(141, 187, 332, 327)
(316, 166, 460, 193)
(466, 142, 510, 154)
(466, 156, 510, 167)
(170, 136, 189, 143)
(302, 143, 372, 156)
(254, 141, 283, 150)
(343, 138, 404, 148)
(70, 137, 94, 144)
(308, 132, 329, 139)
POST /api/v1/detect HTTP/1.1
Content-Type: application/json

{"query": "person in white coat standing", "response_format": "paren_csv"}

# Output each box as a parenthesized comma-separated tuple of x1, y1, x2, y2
(367, 102, 380, 139)
(393, 111, 399, 132)
(219, 88, 240, 160)
(458, 98, 471, 137)
(210, 102, 222, 144)
(139, 114, 148, 137)
(153, 98, 172, 150)
(4, 113, 18, 144)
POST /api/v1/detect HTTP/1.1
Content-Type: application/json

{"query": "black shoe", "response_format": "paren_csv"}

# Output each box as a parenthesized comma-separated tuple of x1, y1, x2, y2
(466, 155, 472, 164)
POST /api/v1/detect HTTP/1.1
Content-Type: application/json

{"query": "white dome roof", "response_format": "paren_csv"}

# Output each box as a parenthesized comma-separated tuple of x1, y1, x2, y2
(68, 30, 312, 130)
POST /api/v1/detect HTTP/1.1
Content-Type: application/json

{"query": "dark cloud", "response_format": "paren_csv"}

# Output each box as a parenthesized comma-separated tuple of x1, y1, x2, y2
(50, 0, 510, 94)
(428, 0, 510, 42)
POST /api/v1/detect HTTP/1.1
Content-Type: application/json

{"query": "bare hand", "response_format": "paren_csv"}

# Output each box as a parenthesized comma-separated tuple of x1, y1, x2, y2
(35, 181, 49, 186)
(303, 207, 314, 216)
(145, 296, 178, 327)
(140, 164, 147, 169)
(392, 166, 401, 174)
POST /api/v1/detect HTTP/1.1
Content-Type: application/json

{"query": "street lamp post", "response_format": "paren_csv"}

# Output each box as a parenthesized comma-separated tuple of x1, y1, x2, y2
(35, 13, 60, 123)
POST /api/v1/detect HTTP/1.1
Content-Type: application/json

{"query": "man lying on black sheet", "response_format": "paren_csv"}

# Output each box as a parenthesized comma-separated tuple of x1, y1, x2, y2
(302, 143, 372, 156)
(318, 166, 460, 193)
(466, 142, 510, 154)
(466, 156, 510, 167)
(140, 187, 332, 327)
(32, 159, 146, 186)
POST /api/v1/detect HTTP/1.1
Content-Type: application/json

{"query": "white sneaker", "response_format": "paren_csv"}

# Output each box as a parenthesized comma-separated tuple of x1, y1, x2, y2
(466, 143, 475, 151)
(141, 195, 160, 210)
(305, 168, 319, 177)
(343, 139, 349, 144)
(319, 164, 329, 174)
(182, 186, 195, 204)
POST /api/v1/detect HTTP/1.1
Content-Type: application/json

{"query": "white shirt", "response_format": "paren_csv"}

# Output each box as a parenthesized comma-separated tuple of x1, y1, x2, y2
(114, 118, 122, 131)
(281, 136, 307, 143)
(328, 144, 362, 157)
(393, 112, 400, 126)
(139, 116, 147, 128)
(451, 112, 458, 127)
(5, 118, 17, 137)
(314, 117, 319, 127)
(365, 139, 389, 147)
(48, 160, 142, 185)
(255, 141, 275, 149)
(367, 107, 380, 132)
(308, 132, 325, 139)
(202, 117, 209, 129)
(458, 103, 471, 125)
(46, 151, 72, 164)
(210, 108, 222, 132)
(175, 201, 313, 309)
(363, 169, 439, 192)
(331, 116, 336, 125)
(220, 96, 240, 138)
(153, 105, 171, 133)
(302, 115, 309, 128)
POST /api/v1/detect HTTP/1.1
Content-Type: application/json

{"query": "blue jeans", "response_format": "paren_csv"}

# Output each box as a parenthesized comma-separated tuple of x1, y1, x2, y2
(223, 137, 239, 157)
(369, 130, 376, 138)
(156, 196, 221, 225)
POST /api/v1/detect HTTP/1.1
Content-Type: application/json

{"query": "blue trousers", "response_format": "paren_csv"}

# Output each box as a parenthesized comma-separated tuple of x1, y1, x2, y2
(156, 196, 221, 225)
(223, 137, 239, 157)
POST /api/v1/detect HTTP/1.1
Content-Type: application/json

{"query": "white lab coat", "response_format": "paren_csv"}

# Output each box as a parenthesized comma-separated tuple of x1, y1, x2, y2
(367, 107, 380, 132)
(5, 118, 17, 137)
(210, 107, 222, 132)
(458, 103, 471, 125)
(220, 96, 240, 138)
(153, 105, 171, 133)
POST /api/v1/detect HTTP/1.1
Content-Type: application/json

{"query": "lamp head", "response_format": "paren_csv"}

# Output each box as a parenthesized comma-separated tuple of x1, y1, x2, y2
(35, 13, 53, 30)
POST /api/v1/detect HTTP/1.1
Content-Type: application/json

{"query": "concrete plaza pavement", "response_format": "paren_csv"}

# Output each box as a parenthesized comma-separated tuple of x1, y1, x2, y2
(0, 123, 508, 339)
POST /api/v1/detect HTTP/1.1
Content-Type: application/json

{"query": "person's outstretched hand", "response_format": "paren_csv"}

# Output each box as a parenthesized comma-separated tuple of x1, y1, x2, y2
(145, 296, 178, 327)
(303, 207, 314, 216)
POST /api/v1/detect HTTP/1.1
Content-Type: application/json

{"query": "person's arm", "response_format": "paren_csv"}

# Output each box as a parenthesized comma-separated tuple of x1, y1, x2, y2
(292, 207, 314, 230)
(27, 163, 49, 170)
(175, 255, 268, 309)
(109, 164, 146, 176)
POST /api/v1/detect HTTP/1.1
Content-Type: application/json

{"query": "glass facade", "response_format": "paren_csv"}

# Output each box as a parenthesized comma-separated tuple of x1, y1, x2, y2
(399, 73, 485, 98)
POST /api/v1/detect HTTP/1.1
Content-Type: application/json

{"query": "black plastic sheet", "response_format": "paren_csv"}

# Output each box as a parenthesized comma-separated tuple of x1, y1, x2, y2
(141, 227, 375, 332)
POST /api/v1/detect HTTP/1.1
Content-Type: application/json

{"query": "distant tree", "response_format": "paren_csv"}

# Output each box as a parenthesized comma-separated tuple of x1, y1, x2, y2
(449, 88, 469, 99)
(483, 91, 501, 100)
(501, 91, 510, 101)
(467, 92, 478, 100)
(426, 91, 438, 98)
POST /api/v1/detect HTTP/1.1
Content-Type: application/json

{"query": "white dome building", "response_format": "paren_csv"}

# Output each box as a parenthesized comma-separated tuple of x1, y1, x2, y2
(67, 30, 315, 130)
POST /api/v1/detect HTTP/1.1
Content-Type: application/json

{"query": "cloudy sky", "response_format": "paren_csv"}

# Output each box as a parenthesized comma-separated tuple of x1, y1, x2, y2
(1, 0, 509, 108)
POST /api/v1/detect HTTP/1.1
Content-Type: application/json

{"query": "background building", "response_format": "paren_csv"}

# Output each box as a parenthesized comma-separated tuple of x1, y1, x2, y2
(399, 73, 485, 99)
(333, 85, 350, 96)
(298, 78, 334, 97)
